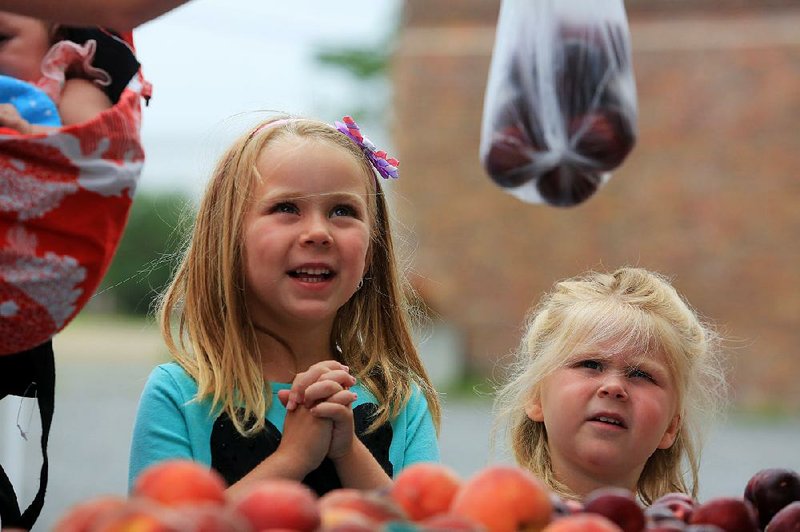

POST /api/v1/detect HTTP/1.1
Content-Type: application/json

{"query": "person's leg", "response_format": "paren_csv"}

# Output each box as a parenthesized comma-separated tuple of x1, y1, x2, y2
(0, 340, 55, 530)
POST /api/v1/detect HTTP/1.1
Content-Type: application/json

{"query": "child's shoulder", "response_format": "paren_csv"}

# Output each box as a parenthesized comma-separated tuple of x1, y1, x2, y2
(351, 380, 378, 405)
(350, 379, 429, 411)
(147, 361, 197, 394)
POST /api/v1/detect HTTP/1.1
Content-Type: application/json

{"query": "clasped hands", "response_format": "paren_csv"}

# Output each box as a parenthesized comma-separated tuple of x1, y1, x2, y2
(276, 360, 359, 475)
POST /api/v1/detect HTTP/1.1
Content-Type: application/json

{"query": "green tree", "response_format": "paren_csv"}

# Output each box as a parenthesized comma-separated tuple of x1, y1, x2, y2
(316, 48, 389, 80)
(96, 191, 194, 316)
(314, 25, 395, 123)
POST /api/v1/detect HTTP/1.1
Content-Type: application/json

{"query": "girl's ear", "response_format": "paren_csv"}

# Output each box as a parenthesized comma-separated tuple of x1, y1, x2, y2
(657, 413, 681, 449)
(524, 394, 544, 422)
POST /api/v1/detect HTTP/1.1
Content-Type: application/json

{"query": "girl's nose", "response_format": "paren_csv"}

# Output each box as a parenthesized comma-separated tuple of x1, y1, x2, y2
(301, 215, 332, 246)
(597, 376, 628, 401)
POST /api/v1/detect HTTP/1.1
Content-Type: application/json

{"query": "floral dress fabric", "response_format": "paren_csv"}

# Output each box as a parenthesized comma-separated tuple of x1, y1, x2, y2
(0, 34, 148, 355)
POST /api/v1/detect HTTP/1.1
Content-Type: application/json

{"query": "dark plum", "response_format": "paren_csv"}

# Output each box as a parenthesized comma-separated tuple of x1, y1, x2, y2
(765, 500, 800, 532)
(743, 468, 800, 530)
(646, 504, 689, 530)
(689, 497, 758, 532)
(584, 487, 646, 532)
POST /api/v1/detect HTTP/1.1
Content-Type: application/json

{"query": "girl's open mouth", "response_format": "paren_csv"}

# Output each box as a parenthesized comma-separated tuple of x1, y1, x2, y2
(588, 415, 627, 429)
(288, 268, 334, 283)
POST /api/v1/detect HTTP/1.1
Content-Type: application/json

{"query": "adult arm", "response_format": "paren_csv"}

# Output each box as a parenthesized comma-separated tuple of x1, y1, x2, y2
(0, 0, 191, 30)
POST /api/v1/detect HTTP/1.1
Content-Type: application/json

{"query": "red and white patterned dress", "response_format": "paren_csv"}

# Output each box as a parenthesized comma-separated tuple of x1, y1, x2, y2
(1, 34, 148, 355)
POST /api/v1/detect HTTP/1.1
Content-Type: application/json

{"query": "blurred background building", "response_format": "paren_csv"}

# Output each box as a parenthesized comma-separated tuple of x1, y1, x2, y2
(392, 0, 800, 411)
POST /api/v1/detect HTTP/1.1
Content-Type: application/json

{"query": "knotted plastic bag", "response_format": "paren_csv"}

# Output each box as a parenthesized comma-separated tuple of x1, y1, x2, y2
(480, 0, 637, 207)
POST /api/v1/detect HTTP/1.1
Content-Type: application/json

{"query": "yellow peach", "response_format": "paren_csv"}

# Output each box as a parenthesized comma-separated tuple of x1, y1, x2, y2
(390, 463, 462, 521)
(450, 465, 552, 532)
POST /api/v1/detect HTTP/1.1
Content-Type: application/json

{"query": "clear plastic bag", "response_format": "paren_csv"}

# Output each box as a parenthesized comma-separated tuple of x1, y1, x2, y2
(480, 0, 637, 207)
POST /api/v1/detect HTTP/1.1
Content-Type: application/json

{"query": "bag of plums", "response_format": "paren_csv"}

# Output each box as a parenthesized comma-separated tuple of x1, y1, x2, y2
(479, 0, 637, 207)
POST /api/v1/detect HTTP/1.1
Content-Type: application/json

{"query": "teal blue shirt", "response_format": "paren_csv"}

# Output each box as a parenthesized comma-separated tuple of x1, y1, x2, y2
(128, 362, 439, 494)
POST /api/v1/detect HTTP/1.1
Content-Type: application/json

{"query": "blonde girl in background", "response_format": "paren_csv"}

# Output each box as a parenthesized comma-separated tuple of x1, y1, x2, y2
(493, 267, 728, 504)
(129, 116, 441, 496)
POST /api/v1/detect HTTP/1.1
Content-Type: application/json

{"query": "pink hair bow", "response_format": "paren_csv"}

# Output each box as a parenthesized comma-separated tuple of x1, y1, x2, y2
(334, 116, 400, 179)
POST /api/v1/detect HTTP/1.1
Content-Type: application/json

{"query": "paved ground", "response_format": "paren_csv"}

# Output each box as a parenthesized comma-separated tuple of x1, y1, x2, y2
(1, 319, 799, 530)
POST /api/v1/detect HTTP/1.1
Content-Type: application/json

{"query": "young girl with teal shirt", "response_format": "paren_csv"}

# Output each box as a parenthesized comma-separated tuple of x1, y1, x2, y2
(129, 116, 441, 497)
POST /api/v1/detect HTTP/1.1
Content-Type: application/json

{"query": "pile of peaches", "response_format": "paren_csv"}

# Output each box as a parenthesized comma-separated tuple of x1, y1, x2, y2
(54, 460, 800, 531)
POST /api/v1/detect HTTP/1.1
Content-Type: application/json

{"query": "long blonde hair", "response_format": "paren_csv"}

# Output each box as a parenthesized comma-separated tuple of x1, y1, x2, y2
(493, 267, 728, 504)
(159, 116, 441, 437)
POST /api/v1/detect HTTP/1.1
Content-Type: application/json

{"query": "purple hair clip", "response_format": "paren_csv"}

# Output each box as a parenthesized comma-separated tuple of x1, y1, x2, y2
(334, 116, 400, 179)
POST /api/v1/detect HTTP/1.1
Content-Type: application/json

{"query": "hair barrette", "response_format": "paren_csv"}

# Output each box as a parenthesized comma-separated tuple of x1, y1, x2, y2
(334, 116, 400, 179)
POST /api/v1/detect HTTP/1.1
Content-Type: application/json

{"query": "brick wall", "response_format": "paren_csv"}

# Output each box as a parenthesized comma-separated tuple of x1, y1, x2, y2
(392, 1, 800, 410)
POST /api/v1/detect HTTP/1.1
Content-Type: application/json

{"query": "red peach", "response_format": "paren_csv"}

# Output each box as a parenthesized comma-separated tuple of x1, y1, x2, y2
(689, 497, 758, 532)
(418, 513, 486, 531)
(175, 503, 250, 532)
(583, 487, 645, 532)
(230, 479, 320, 532)
(542, 513, 623, 531)
(53, 496, 128, 532)
(319, 488, 407, 524)
(319, 507, 378, 532)
(390, 463, 462, 521)
(91, 500, 179, 532)
(132, 460, 227, 507)
(450, 465, 553, 532)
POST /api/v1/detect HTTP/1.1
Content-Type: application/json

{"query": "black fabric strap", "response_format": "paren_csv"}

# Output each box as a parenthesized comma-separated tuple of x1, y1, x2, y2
(58, 27, 141, 104)
(0, 340, 55, 530)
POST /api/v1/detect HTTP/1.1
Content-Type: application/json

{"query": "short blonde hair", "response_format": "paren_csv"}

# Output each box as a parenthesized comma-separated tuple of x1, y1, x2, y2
(159, 116, 440, 436)
(493, 267, 728, 503)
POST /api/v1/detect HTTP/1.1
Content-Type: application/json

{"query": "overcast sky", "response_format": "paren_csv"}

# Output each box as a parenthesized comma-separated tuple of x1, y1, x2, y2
(132, 0, 400, 197)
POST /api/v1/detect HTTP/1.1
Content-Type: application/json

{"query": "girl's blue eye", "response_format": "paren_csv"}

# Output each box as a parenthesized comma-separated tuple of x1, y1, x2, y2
(272, 202, 298, 214)
(331, 205, 357, 218)
(578, 359, 603, 371)
(629, 368, 655, 383)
